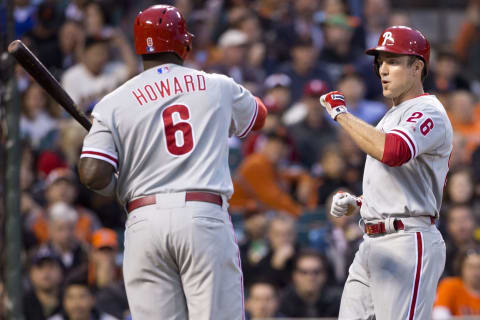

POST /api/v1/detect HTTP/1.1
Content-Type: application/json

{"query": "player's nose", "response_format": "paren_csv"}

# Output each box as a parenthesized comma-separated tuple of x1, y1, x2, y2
(379, 61, 388, 77)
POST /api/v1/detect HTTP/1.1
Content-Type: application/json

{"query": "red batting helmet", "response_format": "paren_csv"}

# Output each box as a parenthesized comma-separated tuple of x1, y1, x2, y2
(134, 5, 194, 60)
(366, 26, 430, 78)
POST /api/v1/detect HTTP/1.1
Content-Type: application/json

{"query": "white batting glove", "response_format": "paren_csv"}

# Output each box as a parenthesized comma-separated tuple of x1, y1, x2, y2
(320, 91, 348, 120)
(331, 191, 362, 218)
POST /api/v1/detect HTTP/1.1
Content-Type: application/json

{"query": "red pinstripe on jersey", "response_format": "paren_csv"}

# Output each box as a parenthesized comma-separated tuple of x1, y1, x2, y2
(81, 148, 118, 170)
(228, 215, 245, 319)
(408, 232, 424, 320)
(238, 99, 258, 139)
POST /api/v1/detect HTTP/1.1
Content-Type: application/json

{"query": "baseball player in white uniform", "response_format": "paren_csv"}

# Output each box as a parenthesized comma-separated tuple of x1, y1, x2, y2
(320, 26, 452, 319)
(77, 5, 267, 320)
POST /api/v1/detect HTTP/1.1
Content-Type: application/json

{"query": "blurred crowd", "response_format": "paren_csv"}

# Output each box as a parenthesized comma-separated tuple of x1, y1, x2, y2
(2, 0, 480, 319)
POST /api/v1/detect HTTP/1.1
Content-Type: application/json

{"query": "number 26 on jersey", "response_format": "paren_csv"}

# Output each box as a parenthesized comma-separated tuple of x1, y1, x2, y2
(406, 111, 434, 136)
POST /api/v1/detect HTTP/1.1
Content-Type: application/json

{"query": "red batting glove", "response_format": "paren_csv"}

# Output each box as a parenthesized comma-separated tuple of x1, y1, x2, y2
(319, 91, 348, 120)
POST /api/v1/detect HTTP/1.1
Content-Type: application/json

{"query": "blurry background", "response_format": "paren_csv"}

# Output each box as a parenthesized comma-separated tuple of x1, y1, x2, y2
(1, 0, 480, 319)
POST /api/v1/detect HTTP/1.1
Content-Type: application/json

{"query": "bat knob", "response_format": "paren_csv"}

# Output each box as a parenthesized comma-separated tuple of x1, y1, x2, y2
(8, 40, 23, 54)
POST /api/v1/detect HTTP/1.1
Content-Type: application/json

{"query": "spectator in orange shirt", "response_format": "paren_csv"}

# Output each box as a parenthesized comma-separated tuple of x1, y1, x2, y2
(88, 228, 121, 290)
(31, 168, 101, 245)
(230, 130, 315, 216)
(448, 90, 480, 158)
(454, 0, 480, 85)
(43, 202, 89, 277)
(433, 247, 480, 319)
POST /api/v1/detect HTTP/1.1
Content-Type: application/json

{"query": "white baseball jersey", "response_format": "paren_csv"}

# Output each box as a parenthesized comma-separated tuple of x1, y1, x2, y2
(80, 63, 258, 203)
(361, 94, 453, 221)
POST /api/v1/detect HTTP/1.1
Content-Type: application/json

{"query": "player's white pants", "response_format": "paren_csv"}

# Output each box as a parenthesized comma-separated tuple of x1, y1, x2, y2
(339, 221, 446, 320)
(123, 193, 244, 320)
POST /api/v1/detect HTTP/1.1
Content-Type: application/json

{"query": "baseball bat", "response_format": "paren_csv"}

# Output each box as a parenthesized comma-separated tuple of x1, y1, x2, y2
(7, 40, 92, 131)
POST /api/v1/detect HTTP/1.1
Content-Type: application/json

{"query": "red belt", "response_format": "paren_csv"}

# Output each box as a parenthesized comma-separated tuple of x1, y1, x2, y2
(127, 192, 223, 214)
(364, 216, 435, 236)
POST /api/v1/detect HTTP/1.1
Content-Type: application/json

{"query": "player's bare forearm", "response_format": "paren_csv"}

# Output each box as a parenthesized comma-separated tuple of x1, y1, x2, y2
(78, 157, 115, 190)
(336, 113, 385, 161)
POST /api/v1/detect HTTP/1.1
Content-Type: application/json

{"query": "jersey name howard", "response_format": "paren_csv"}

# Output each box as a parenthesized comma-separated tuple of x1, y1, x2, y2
(132, 73, 207, 106)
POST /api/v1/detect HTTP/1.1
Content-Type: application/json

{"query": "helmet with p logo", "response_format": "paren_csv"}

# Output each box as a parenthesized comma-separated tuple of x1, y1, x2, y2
(366, 26, 430, 78)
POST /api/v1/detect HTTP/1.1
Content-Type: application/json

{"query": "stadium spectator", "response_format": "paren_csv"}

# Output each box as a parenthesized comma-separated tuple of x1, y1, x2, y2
(87, 229, 121, 290)
(20, 83, 59, 150)
(319, 14, 364, 84)
(252, 214, 299, 289)
(49, 278, 119, 320)
(239, 214, 298, 289)
(272, 0, 324, 61)
(450, 133, 470, 168)
(239, 209, 269, 288)
(362, 0, 390, 50)
(277, 37, 331, 103)
(41, 202, 89, 277)
(56, 119, 88, 168)
(335, 72, 386, 124)
(444, 167, 476, 207)
(57, 20, 85, 71)
(472, 145, 480, 194)
(389, 10, 411, 27)
(433, 247, 480, 318)
(31, 168, 100, 245)
(278, 249, 342, 317)
(234, 11, 267, 70)
(64, 0, 88, 22)
(314, 144, 350, 206)
(286, 79, 336, 169)
(454, 0, 480, 92)
(90, 229, 129, 319)
(424, 50, 470, 100)
(322, 189, 362, 283)
(230, 130, 305, 216)
(23, 246, 63, 320)
(263, 73, 292, 113)
(335, 130, 364, 195)
(444, 204, 480, 276)
(245, 281, 282, 319)
(22, 2, 62, 73)
(61, 34, 137, 112)
(210, 29, 263, 92)
(13, 0, 35, 38)
(83, 1, 113, 38)
(448, 90, 480, 158)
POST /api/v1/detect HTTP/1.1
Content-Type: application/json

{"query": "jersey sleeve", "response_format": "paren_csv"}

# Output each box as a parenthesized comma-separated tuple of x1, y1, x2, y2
(80, 117, 118, 171)
(386, 106, 447, 160)
(227, 78, 258, 138)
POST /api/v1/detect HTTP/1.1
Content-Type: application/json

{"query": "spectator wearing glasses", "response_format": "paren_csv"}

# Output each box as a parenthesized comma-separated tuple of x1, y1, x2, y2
(278, 249, 342, 317)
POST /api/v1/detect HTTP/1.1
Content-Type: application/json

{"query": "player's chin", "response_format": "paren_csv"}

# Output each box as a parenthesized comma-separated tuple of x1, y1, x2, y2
(382, 88, 394, 99)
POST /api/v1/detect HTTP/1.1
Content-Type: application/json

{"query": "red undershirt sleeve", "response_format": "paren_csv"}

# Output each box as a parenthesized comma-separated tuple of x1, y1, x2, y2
(252, 97, 268, 131)
(381, 132, 412, 167)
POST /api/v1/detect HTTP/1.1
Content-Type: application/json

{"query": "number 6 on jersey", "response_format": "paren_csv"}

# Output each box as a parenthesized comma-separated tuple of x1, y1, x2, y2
(162, 104, 195, 156)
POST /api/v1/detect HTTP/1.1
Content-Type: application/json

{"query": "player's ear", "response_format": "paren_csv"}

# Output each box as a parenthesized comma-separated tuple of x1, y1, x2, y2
(415, 59, 424, 76)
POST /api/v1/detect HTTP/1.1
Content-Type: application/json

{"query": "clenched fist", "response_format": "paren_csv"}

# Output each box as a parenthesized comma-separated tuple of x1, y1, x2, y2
(320, 91, 348, 120)
(331, 191, 362, 217)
